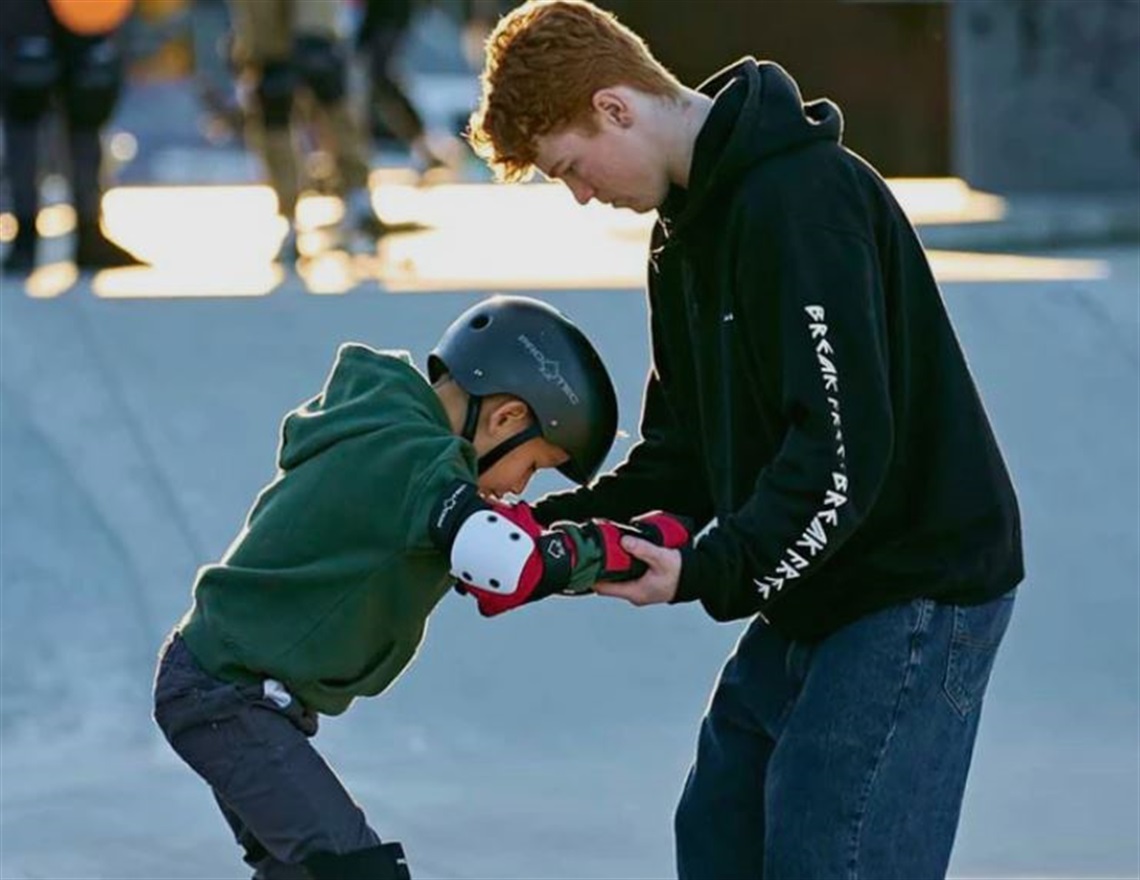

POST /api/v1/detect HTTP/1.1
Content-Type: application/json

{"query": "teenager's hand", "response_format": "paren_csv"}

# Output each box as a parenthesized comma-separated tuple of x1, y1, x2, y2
(582, 511, 692, 582)
(594, 538, 682, 606)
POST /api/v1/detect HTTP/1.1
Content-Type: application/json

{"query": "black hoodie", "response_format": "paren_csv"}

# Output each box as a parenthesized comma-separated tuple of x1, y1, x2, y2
(534, 59, 1023, 639)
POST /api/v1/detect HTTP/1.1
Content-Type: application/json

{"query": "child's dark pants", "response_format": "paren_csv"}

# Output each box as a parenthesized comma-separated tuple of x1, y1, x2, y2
(153, 633, 407, 879)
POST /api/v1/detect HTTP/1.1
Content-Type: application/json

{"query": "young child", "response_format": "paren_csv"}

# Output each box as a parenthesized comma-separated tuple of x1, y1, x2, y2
(152, 294, 690, 879)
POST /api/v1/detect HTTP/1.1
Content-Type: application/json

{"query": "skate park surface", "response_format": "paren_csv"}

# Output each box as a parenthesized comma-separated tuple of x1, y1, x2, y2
(2, 175, 1138, 878)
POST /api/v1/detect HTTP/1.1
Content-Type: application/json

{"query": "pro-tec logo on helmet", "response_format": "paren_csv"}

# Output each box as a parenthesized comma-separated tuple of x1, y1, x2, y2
(517, 334, 580, 404)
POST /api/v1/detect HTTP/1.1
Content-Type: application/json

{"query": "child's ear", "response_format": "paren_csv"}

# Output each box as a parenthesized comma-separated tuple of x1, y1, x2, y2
(488, 398, 530, 437)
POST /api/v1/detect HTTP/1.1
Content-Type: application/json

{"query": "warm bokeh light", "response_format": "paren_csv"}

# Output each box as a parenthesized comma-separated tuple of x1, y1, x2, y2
(372, 181, 652, 291)
(366, 179, 1095, 289)
(36, 204, 77, 238)
(927, 250, 1110, 282)
(0, 179, 1110, 295)
(100, 185, 283, 268)
(108, 132, 139, 164)
(295, 251, 363, 295)
(24, 262, 79, 299)
(888, 178, 1007, 225)
(92, 263, 285, 299)
(294, 194, 344, 231)
(375, 226, 646, 291)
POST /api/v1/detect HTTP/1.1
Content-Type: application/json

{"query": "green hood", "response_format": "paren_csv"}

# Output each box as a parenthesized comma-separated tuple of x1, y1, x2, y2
(279, 348, 437, 469)
(179, 345, 477, 715)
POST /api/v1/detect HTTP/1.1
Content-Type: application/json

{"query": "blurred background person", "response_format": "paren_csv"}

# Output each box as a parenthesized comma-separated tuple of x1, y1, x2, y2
(227, 0, 389, 262)
(1, 0, 146, 273)
(187, 0, 243, 146)
(355, 0, 456, 181)
(459, 0, 509, 73)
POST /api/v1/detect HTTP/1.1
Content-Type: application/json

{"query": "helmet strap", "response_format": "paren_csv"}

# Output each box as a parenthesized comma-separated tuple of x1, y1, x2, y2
(460, 394, 482, 443)
(477, 423, 542, 475)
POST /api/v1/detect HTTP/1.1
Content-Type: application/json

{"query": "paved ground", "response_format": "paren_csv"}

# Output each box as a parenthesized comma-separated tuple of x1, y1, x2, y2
(2, 192, 1137, 879)
(1, 48, 1138, 880)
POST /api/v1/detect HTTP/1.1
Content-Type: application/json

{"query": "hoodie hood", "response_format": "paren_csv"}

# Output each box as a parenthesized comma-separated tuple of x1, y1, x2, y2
(279, 345, 450, 471)
(181, 342, 478, 715)
(669, 58, 843, 238)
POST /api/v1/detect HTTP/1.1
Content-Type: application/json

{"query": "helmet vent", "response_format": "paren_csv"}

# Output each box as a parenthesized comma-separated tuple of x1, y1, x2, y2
(470, 314, 491, 330)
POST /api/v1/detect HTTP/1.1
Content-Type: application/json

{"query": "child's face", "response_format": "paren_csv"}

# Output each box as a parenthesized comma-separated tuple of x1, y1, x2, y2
(477, 435, 571, 500)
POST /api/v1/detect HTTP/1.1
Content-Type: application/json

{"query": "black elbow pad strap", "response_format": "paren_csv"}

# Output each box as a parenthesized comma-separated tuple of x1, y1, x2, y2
(428, 480, 489, 552)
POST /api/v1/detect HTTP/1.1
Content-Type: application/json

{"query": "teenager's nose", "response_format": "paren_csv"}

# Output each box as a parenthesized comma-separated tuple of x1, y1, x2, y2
(568, 181, 594, 205)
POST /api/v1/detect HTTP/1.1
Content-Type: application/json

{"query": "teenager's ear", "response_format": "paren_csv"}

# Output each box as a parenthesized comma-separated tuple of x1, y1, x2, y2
(592, 88, 633, 128)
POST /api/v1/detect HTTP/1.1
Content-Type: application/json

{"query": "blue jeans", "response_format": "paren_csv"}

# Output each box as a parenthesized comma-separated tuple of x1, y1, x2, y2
(675, 591, 1016, 880)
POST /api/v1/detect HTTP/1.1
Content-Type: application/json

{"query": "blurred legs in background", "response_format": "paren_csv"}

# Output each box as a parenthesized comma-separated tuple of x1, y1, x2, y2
(227, 0, 390, 262)
(189, 0, 244, 144)
(356, 0, 456, 181)
(1, 0, 145, 273)
(459, 0, 509, 72)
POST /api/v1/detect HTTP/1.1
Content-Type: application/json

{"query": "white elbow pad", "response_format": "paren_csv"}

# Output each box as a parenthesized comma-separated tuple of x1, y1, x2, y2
(450, 510, 536, 595)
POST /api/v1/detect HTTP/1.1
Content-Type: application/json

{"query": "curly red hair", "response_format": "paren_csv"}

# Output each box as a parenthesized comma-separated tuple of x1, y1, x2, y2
(468, 0, 683, 182)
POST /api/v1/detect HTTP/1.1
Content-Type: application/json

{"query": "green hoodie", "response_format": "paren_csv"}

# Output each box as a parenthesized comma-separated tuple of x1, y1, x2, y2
(178, 344, 477, 715)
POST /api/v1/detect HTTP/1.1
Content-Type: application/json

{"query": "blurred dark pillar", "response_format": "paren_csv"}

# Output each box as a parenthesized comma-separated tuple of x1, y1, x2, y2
(950, 0, 1140, 193)
(608, 0, 951, 177)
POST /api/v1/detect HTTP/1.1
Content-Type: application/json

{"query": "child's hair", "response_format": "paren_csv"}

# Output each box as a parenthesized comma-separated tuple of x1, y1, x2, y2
(468, 0, 683, 182)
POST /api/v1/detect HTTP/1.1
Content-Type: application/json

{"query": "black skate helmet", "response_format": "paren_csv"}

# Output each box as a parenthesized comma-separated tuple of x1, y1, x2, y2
(428, 295, 618, 485)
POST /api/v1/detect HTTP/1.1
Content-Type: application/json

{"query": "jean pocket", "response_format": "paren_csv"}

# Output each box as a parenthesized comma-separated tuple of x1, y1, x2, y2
(237, 680, 320, 738)
(155, 678, 245, 738)
(942, 591, 1016, 719)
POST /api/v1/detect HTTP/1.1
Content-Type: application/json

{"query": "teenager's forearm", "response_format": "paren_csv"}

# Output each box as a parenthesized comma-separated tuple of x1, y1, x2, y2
(674, 223, 894, 622)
